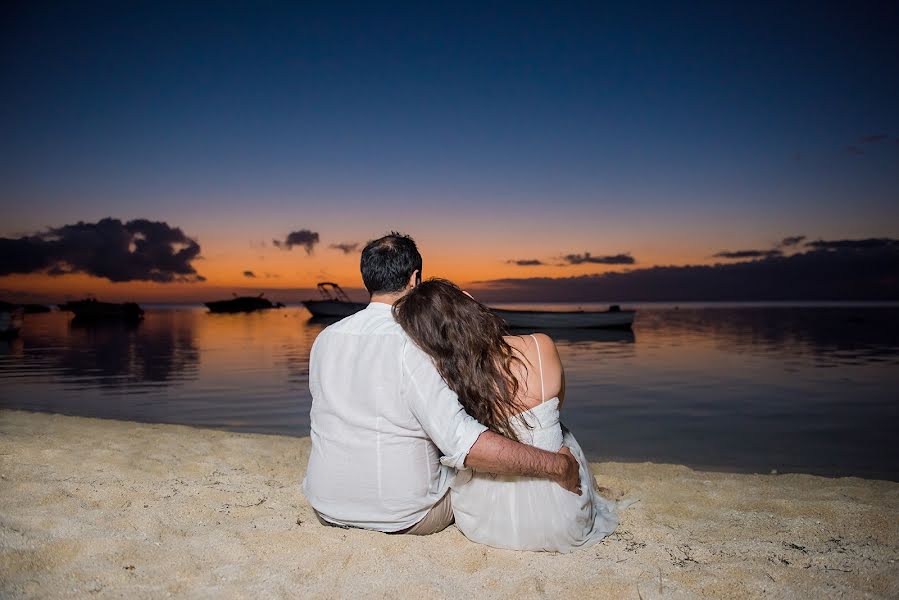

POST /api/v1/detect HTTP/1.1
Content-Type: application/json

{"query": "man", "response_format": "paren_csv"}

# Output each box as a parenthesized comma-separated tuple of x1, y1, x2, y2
(302, 232, 580, 535)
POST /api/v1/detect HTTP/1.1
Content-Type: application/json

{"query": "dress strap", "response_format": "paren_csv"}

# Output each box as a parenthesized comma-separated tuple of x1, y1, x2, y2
(530, 334, 546, 402)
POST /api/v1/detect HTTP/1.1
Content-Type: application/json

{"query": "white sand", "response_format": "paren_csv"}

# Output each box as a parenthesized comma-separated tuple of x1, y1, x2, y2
(1, 409, 897, 599)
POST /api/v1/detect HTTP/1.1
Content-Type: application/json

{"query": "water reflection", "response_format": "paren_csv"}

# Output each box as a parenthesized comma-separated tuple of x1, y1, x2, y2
(634, 306, 899, 367)
(0, 308, 324, 433)
(63, 315, 199, 387)
(555, 305, 899, 481)
(0, 311, 200, 390)
(0, 304, 897, 480)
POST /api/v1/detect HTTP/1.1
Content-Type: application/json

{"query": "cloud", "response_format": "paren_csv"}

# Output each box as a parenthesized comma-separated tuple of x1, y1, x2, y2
(846, 145, 864, 155)
(805, 238, 897, 250)
(329, 242, 359, 255)
(563, 252, 636, 265)
(243, 270, 256, 278)
(0, 217, 204, 283)
(507, 259, 545, 266)
(272, 229, 320, 254)
(472, 239, 899, 302)
(713, 249, 783, 259)
(860, 134, 889, 143)
(778, 235, 806, 248)
(715, 236, 805, 258)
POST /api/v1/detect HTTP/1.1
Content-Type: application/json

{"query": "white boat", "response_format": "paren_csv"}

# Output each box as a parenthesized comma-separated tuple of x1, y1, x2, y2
(492, 305, 635, 329)
(302, 282, 367, 318)
(0, 307, 24, 338)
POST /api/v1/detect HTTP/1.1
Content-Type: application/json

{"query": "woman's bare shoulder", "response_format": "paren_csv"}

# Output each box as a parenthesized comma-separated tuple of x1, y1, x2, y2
(503, 332, 554, 345)
(529, 332, 555, 347)
(524, 332, 558, 356)
(504, 333, 560, 365)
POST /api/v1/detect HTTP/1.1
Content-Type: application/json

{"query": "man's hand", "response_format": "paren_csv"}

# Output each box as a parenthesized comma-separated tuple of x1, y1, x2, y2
(554, 446, 582, 495)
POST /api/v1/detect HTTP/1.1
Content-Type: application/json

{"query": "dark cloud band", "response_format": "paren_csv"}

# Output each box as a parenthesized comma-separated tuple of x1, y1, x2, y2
(779, 235, 806, 248)
(476, 239, 899, 302)
(713, 249, 783, 259)
(805, 238, 896, 250)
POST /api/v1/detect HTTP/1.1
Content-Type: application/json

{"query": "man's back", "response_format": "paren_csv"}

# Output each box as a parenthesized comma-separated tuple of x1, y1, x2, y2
(302, 302, 487, 532)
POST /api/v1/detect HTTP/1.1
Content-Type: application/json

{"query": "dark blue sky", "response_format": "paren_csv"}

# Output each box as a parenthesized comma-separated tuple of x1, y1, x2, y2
(1, 1, 897, 299)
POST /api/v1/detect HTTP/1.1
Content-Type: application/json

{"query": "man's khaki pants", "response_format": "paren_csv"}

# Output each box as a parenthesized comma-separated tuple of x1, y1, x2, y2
(313, 491, 454, 535)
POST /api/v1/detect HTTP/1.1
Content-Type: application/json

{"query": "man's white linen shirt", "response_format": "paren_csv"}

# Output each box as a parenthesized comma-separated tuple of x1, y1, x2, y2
(302, 301, 488, 532)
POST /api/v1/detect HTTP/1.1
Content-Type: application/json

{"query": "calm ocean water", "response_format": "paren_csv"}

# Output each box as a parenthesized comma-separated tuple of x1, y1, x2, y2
(1, 303, 897, 480)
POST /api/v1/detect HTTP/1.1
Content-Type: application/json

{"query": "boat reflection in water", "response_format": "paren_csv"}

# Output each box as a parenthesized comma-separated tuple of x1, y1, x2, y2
(532, 327, 635, 345)
(0, 307, 25, 339)
(65, 313, 195, 386)
(493, 305, 635, 329)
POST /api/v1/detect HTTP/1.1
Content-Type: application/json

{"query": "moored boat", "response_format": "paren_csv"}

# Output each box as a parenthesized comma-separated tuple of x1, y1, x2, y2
(204, 293, 285, 313)
(302, 282, 366, 318)
(62, 298, 144, 322)
(492, 305, 635, 329)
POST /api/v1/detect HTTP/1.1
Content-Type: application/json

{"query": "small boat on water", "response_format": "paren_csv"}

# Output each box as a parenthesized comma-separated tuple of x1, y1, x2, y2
(302, 282, 367, 318)
(492, 305, 635, 329)
(0, 307, 24, 339)
(59, 298, 145, 322)
(205, 293, 285, 313)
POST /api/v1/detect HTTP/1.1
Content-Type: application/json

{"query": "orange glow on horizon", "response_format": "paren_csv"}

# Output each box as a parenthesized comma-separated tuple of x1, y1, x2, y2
(1, 215, 798, 304)
(0, 241, 723, 304)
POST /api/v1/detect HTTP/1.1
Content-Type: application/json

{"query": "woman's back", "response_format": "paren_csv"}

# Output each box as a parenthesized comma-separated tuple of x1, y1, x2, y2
(450, 332, 619, 553)
(503, 333, 563, 410)
(501, 334, 565, 452)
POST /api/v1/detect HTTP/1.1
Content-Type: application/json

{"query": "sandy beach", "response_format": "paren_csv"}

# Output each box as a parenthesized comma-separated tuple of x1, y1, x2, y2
(1, 409, 896, 599)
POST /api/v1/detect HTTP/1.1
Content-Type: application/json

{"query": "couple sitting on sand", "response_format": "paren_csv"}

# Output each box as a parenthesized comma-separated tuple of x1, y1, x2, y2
(302, 232, 619, 552)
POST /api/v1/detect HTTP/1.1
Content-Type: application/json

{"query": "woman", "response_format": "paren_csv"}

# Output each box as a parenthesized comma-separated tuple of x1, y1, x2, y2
(393, 278, 619, 553)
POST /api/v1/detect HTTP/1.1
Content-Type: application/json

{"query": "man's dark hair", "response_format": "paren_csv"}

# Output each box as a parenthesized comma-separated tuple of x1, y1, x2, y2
(360, 232, 423, 295)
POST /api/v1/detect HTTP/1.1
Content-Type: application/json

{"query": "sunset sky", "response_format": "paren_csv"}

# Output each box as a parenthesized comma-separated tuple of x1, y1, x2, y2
(1, 2, 897, 303)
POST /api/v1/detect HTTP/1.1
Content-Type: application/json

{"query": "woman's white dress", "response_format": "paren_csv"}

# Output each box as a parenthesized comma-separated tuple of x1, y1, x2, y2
(450, 337, 619, 553)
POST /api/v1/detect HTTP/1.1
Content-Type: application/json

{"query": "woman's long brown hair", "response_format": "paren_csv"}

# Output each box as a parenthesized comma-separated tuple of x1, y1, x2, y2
(393, 278, 532, 442)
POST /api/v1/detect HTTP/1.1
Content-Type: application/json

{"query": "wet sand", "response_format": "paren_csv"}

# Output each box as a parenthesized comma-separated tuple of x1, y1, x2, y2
(1, 409, 897, 599)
